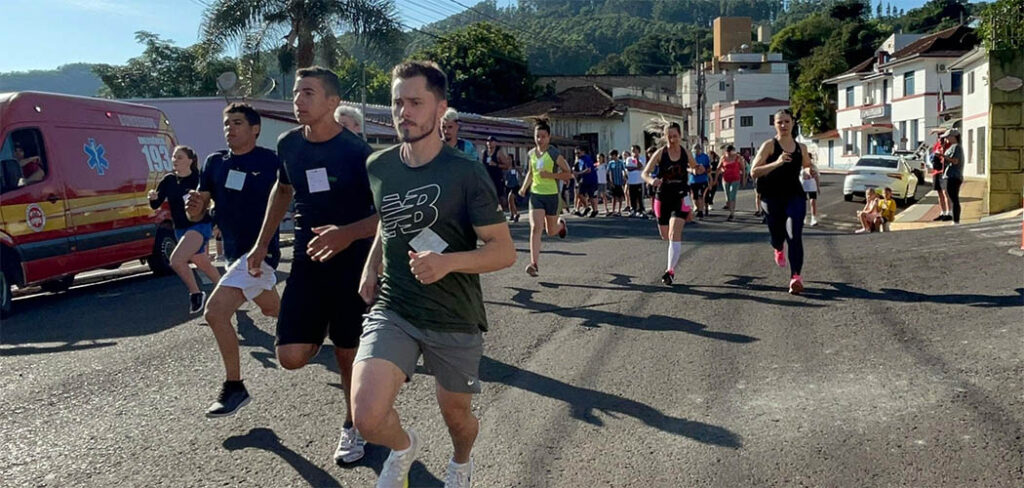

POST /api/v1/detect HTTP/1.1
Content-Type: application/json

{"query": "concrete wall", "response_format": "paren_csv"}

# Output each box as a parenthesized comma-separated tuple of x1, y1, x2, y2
(987, 52, 1024, 214)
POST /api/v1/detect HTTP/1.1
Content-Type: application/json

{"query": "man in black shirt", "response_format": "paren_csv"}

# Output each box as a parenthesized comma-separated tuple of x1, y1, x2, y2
(186, 103, 283, 418)
(246, 67, 378, 464)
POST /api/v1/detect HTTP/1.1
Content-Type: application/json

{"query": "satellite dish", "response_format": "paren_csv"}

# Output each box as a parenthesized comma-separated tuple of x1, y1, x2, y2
(216, 72, 240, 96)
(250, 75, 277, 99)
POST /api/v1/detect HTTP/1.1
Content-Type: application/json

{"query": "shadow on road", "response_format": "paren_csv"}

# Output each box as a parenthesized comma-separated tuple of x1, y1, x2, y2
(223, 428, 445, 487)
(499, 286, 758, 343)
(0, 341, 117, 356)
(234, 310, 342, 374)
(811, 282, 1024, 308)
(478, 356, 742, 448)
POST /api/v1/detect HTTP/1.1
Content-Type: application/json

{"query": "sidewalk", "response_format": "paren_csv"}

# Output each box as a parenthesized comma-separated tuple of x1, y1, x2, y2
(891, 179, 988, 231)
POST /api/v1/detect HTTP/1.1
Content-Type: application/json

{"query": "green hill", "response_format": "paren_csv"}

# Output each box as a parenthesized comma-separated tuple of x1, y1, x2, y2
(0, 63, 105, 97)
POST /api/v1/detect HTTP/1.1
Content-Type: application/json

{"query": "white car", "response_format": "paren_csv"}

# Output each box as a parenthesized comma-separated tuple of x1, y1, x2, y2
(843, 155, 918, 205)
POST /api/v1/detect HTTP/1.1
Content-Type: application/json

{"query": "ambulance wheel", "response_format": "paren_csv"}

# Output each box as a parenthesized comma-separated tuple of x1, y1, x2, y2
(148, 227, 177, 276)
(40, 275, 75, 293)
(1, 270, 12, 318)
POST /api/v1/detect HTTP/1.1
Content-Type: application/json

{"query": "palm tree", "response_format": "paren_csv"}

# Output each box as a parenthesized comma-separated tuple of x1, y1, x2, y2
(199, 0, 401, 71)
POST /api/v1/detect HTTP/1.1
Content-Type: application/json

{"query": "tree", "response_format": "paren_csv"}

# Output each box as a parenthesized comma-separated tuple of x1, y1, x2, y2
(93, 32, 236, 98)
(334, 56, 391, 105)
(410, 22, 535, 114)
(198, 0, 401, 71)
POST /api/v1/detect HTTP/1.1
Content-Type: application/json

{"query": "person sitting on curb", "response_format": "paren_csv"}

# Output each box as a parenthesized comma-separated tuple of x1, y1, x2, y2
(876, 187, 897, 232)
(855, 189, 882, 233)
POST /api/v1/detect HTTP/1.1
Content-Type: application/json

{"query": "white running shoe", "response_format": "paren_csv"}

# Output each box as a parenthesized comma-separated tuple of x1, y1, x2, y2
(333, 426, 366, 464)
(444, 458, 473, 488)
(810, 216, 819, 226)
(377, 428, 420, 488)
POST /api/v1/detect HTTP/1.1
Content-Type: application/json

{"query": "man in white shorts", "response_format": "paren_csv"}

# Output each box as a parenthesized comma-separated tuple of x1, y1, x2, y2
(186, 103, 284, 418)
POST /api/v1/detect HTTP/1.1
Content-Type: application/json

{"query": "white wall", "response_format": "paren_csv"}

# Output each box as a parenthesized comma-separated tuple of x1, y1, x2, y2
(960, 57, 990, 176)
(733, 73, 789, 102)
(732, 105, 784, 152)
(550, 117, 623, 155)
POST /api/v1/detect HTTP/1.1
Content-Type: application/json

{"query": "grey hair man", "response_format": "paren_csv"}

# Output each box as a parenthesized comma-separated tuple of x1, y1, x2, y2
(334, 105, 364, 135)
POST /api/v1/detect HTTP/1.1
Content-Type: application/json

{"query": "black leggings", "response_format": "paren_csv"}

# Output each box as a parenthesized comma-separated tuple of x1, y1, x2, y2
(628, 184, 645, 212)
(946, 178, 962, 223)
(762, 195, 806, 276)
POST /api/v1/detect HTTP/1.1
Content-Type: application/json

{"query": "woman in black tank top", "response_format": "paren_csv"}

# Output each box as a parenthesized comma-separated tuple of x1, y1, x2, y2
(641, 122, 697, 286)
(750, 109, 812, 295)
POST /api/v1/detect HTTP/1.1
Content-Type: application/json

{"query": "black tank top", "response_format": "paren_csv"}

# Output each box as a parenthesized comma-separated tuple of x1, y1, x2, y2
(757, 138, 805, 199)
(657, 146, 690, 198)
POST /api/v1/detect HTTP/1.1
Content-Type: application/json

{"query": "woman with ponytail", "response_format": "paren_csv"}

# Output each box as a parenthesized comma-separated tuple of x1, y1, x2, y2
(641, 121, 698, 286)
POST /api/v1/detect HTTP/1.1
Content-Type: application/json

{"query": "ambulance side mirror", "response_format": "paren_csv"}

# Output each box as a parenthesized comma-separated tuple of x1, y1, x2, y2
(1, 159, 22, 193)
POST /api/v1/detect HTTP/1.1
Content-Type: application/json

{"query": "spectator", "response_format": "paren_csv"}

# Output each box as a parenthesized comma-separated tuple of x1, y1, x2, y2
(802, 163, 821, 226)
(877, 187, 897, 232)
(689, 144, 710, 220)
(13, 141, 45, 185)
(930, 135, 952, 221)
(333, 105, 363, 135)
(856, 188, 882, 233)
(595, 152, 609, 215)
(606, 149, 627, 216)
(625, 147, 646, 217)
(940, 129, 964, 224)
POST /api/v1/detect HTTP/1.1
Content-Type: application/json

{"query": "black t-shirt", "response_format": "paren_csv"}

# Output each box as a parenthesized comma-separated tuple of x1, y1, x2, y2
(277, 127, 375, 266)
(150, 172, 210, 229)
(757, 139, 806, 199)
(481, 146, 505, 186)
(657, 147, 691, 199)
(199, 147, 282, 267)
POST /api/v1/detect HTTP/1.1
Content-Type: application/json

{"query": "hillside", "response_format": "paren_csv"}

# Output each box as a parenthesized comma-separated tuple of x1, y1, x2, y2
(0, 64, 105, 97)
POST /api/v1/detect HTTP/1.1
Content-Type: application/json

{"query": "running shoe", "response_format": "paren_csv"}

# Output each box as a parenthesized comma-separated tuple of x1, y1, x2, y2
(334, 426, 366, 464)
(205, 381, 251, 418)
(726, 214, 734, 221)
(377, 428, 420, 488)
(753, 210, 763, 217)
(661, 270, 674, 286)
(189, 291, 206, 314)
(810, 216, 819, 226)
(854, 228, 868, 234)
(444, 458, 473, 488)
(513, 214, 520, 223)
(525, 263, 538, 277)
(774, 249, 786, 267)
(932, 214, 945, 221)
(557, 219, 567, 238)
(941, 215, 953, 221)
(789, 275, 804, 295)
(589, 208, 598, 218)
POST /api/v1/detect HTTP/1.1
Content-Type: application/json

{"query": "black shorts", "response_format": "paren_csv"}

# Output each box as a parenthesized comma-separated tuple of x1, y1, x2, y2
(276, 256, 366, 348)
(578, 182, 598, 198)
(654, 191, 692, 226)
(610, 185, 625, 198)
(490, 177, 506, 198)
(805, 191, 818, 200)
(690, 182, 708, 195)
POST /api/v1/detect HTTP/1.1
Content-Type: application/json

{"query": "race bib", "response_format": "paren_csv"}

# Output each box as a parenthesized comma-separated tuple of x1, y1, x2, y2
(225, 169, 246, 191)
(409, 227, 449, 254)
(535, 159, 544, 170)
(306, 167, 330, 193)
(683, 195, 694, 208)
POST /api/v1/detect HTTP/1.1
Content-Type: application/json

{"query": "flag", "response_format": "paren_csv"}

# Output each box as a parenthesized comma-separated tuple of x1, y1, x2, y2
(937, 77, 947, 118)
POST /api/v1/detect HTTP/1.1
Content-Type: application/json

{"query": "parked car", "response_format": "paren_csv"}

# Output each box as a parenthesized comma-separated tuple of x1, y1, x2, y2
(0, 91, 177, 317)
(891, 147, 927, 183)
(842, 155, 918, 205)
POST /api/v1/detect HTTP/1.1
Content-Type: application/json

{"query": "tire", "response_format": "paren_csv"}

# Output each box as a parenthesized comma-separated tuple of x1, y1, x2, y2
(40, 275, 75, 293)
(148, 227, 177, 276)
(0, 269, 12, 319)
(844, 194, 853, 202)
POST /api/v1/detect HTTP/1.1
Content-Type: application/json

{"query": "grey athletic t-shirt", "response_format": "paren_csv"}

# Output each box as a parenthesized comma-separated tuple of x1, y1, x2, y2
(367, 144, 505, 333)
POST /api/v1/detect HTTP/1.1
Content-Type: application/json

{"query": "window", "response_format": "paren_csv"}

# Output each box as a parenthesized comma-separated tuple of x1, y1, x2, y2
(845, 86, 855, 107)
(844, 130, 853, 153)
(977, 127, 986, 174)
(740, 116, 753, 127)
(883, 79, 889, 102)
(899, 121, 907, 148)
(968, 71, 975, 94)
(769, 114, 775, 126)
(719, 81, 726, 91)
(1, 128, 49, 193)
(903, 71, 915, 96)
(967, 129, 974, 168)
(910, 119, 919, 147)
(950, 71, 962, 92)
(721, 119, 728, 129)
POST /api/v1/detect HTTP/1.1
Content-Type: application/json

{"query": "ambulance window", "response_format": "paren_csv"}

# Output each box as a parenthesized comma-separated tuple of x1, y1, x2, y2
(0, 129, 48, 193)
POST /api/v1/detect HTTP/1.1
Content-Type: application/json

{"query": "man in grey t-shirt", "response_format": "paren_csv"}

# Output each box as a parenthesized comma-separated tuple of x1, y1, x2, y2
(352, 60, 516, 488)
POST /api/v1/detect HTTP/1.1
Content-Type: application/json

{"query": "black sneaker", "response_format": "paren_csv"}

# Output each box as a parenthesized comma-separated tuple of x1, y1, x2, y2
(941, 215, 953, 221)
(661, 271, 674, 286)
(189, 291, 206, 314)
(206, 381, 251, 418)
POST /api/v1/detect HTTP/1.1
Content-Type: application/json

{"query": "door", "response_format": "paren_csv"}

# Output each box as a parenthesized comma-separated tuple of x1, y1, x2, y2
(0, 126, 73, 285)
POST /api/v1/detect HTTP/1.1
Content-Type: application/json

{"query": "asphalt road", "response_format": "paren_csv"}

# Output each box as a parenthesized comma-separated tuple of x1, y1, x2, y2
(2, 182, 1022, 487)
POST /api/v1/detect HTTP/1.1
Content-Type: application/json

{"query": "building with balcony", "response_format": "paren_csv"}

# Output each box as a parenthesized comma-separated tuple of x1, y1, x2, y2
(824, 26, 978, 168)
(711, 97, 790, 159)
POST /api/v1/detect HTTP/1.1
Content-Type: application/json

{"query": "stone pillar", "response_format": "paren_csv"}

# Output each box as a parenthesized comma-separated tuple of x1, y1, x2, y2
(988, 51, 1024, 214)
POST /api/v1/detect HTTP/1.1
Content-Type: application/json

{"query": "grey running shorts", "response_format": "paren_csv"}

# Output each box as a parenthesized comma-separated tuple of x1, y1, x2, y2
(355, 309, 484, 394)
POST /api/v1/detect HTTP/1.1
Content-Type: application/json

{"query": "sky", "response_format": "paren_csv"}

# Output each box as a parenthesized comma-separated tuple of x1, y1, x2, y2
(1, 0, 948, 73)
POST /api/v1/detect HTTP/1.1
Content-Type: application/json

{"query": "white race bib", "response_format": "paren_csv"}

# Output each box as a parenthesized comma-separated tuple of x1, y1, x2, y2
(409, 227, 449, 254)
(225, 169, 246, 191)
(306, 167, 330, 193)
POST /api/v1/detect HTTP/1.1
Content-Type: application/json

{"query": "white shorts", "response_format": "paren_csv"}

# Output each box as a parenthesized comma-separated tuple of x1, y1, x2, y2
(220, 252, 277, 301)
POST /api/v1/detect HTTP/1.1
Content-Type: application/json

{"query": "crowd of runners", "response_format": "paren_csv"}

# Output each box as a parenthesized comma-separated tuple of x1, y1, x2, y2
(148, 59, 814, 487)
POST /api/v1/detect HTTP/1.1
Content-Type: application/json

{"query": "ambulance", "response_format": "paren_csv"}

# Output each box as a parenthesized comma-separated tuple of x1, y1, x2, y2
(0, 92, 178, 317)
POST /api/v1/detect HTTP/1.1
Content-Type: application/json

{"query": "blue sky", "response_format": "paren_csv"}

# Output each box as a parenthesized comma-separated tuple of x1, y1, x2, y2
(1, 0, 948, 72)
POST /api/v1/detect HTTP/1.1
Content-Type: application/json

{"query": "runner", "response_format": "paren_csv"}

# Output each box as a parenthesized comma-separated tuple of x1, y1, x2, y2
(352, 60, 516, 488)
(573, 146, 598, 218)
(641, 122, 696, 286)
(705, 149, 720, 216)
(481, 136, 511, 214)
(185, 103, 283, 417)
(519, 120, 572, 276)
(606, 149, 627, 216)
(148, 145, 221, 313)
(441, 108, 476, 158)
(802, 161, 821, 226)
(245, 67, 378, 464)
(750, 108, 812, 295)
(504, 154, 522, 222)
(689, 144, 710, 220)
(718, 145, 745, 221)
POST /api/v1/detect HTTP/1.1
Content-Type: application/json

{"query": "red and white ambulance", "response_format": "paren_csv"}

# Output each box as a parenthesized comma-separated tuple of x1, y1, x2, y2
(0, 91, 179, 316)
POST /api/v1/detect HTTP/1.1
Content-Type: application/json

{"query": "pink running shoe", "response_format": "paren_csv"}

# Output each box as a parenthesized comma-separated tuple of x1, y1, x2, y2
(774, 249, 786, 268)
(789, 275, 804, 295)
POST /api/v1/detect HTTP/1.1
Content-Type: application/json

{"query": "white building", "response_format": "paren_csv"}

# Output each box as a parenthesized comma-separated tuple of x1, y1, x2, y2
(710, 97, 790, 159)
(948, 46, 990, 177)
(824, 26, 978, 168)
